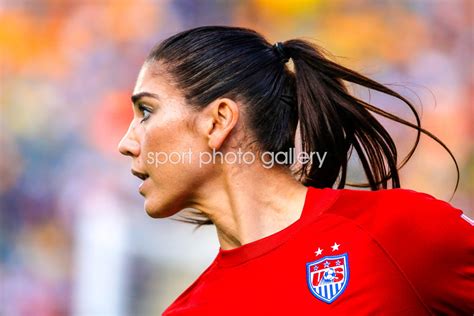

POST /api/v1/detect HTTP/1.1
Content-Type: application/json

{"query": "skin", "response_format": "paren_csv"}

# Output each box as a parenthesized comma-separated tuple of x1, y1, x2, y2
(118, 61, 308, 250)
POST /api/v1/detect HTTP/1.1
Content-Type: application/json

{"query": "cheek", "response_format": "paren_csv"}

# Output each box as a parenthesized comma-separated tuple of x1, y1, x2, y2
(141, 119, 210, 179)
(141, 118, 186, 156)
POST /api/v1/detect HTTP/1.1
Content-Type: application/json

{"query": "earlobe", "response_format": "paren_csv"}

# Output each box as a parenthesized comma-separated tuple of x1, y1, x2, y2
(206, 98, 239, 150)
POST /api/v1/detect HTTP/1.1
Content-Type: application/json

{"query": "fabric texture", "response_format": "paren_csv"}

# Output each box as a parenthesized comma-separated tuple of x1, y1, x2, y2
(163, 187, 474, 316)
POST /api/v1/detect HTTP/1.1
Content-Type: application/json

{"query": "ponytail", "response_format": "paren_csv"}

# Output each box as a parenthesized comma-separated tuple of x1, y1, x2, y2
(148, 26, 460, 227)
(284, 39, 459, 198)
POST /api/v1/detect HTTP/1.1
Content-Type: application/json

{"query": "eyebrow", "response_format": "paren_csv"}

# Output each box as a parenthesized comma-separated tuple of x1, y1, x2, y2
(131, 91, 160, 104)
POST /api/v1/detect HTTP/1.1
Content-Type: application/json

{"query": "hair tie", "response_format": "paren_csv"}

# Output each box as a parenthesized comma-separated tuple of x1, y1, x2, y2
(273, 42, 290, 63)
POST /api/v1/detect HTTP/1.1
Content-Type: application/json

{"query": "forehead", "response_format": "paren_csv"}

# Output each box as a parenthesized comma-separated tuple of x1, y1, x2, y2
(133, 62, 182, 101)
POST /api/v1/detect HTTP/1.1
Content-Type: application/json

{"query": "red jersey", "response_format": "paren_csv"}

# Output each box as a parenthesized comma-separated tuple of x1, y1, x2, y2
(163, 187, 474, 315)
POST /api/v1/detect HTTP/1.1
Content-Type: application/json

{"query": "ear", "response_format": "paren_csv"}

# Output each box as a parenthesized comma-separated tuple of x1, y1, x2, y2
(201, 98, 239, 150)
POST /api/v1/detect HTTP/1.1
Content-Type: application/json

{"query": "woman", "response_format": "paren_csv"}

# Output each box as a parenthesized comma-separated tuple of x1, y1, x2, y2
(118, 26, 473, 315)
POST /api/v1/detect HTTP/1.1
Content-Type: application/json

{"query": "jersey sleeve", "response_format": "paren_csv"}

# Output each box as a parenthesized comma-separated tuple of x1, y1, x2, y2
(380, 189, 474, 315)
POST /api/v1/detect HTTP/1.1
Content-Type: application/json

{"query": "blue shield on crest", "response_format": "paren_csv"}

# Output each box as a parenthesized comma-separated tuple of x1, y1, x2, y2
(306, 253, 350, 303)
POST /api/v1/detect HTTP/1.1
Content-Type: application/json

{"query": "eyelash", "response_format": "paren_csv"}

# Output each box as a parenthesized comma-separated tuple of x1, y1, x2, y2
(138, 104, 152, 123)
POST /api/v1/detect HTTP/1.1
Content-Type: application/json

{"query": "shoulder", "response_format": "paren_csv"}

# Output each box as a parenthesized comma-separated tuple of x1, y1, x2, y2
(321, 187, 474, 314)
(322, 187, 471, 235)
(323, 187, 473, 260)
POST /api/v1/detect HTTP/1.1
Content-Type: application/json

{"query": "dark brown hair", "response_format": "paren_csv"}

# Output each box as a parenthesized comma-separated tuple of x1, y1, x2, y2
(146, 26, 459, 226)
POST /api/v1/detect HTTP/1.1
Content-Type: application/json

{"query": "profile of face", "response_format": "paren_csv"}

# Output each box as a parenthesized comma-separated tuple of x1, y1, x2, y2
(118, 63, 207, 217)
(118, 62, 240, 218)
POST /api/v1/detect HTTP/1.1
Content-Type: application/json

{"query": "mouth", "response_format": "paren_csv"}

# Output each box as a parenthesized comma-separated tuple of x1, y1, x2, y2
(131, 169, 149, 181)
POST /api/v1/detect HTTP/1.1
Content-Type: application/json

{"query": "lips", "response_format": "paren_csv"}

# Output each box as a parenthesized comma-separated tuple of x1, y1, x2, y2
(132, 169, 149, 181)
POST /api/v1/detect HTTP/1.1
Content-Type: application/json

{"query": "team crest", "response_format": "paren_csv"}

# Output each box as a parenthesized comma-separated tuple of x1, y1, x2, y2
(306, 253, 349, 303)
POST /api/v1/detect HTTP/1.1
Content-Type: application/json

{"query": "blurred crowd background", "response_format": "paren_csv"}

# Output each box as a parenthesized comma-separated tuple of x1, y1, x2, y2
(1, 0, 472, 315)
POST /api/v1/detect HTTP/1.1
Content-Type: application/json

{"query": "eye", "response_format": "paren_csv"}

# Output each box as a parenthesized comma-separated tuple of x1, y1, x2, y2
(138, 103, 152, 123)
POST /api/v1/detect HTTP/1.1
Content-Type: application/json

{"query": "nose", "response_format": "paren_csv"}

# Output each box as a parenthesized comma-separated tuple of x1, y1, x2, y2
(118, 126, 140, 157)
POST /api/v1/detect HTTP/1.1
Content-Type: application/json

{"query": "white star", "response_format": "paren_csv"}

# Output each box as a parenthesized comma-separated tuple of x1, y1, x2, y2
(331, 242, 340, 252)
(314, 247, 323, 256)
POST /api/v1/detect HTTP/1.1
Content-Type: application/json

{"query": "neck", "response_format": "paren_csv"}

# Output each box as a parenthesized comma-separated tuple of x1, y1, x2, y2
(189, 163, 308, 250)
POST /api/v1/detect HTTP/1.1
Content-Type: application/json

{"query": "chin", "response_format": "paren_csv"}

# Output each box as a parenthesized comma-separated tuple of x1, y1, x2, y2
(144, 198, 180, 219)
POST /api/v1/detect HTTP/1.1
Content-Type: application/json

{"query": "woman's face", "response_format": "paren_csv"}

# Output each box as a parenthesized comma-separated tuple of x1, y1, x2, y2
(118, 63, 213, 218)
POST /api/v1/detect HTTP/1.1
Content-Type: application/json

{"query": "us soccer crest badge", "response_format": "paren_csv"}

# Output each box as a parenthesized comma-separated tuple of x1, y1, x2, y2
(306, 253, 349, 303)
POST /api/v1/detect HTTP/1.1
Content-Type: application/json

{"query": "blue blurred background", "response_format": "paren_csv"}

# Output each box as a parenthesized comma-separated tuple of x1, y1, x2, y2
(0, 0, 472, 315)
